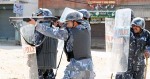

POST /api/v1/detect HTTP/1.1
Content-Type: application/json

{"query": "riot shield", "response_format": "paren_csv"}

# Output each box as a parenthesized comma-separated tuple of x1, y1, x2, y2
(105, 8, 131, 72)
(105, 18, 115, 53)
(20, 24, 35, 45)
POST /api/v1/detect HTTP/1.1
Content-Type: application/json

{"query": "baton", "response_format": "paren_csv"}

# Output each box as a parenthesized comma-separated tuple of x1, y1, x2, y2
(144, 57, 148, 79)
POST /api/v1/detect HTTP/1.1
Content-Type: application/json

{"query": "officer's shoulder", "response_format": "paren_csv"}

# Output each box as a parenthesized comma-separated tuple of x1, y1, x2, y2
(143, 29, 150, 34)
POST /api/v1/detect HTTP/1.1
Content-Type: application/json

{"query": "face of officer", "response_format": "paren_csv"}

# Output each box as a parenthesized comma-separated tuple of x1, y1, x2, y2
(66, 21, 78, 28)
(132, 25, 142, 33)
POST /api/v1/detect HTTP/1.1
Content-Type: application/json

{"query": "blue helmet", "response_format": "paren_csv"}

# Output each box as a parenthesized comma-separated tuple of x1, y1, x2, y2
(131, 17, 145, 29)
(78, 9, 90, 19)
(35, 8, 52, 16)
(65, 12, 83, 22)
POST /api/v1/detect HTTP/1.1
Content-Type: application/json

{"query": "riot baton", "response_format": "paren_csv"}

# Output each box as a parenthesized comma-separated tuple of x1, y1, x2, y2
(144, 57, 148, 79)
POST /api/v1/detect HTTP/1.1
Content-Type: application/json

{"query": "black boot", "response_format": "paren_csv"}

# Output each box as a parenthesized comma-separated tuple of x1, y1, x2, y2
(43, 69, 55, 79)
(38, 69, 44, 79)
(115, 73, 123, 79)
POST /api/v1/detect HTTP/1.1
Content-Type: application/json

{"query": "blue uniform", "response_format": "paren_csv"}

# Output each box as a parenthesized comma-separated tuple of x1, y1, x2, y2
(35, 21, 95, 79)
(116, 28, 150, 79)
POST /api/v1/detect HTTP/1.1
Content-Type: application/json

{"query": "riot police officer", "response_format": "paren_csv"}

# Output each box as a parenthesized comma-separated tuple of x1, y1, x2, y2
(28, 11, 95, 79)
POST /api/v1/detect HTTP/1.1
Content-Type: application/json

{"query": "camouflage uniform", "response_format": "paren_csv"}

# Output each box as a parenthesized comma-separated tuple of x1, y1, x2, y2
(34, 8, 57, 79)
(35, 12, 95, 79)
(116, 17, 150, 79)
(78, 9, 91, 31)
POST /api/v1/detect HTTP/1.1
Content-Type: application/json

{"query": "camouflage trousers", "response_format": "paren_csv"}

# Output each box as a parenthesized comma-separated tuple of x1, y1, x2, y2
(63, 58, 95, 79)
(115, 65, 145, 79)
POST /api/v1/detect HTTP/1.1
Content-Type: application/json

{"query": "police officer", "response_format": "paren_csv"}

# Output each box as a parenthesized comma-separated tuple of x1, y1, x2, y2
(116, 17, 150, 79)
(28, 11, 95, 79)
(34, 8, 58, 79)
(78, 9, 91, 30)
(78, 9, 90, 21)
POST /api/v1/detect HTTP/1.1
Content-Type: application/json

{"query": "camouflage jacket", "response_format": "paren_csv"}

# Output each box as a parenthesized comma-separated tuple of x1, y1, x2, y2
(128, 28, 150, 67)
(35, 21, 91, 53)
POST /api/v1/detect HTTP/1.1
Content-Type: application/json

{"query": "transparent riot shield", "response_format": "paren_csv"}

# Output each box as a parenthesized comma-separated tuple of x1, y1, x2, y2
(105, 18, 115, 53)
(105, 8, 131, 73)
(20, 23, 36, 45)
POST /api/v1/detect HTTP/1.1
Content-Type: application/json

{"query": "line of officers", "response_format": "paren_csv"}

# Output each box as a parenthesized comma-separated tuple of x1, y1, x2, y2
(26, 8, 150, 79)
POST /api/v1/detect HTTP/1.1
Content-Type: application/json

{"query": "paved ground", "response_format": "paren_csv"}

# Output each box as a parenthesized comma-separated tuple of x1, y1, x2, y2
(0, 44, 150, 79)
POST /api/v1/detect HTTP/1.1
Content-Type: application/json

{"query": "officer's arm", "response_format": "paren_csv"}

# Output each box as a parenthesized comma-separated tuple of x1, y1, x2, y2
(35, 23, 68, 40)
